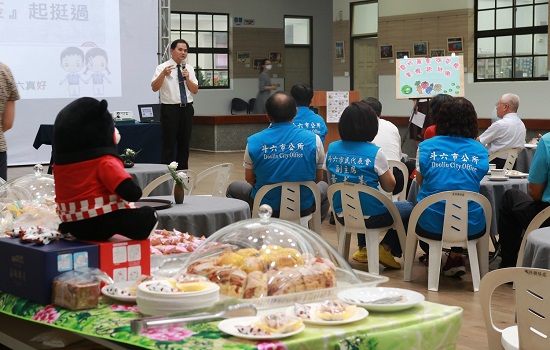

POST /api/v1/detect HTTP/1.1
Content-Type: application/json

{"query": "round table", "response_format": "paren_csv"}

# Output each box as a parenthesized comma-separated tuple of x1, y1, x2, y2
(515, 145, 537, 173)
(125, 163, 171, 196)
(522, 227, 550, 268)
(407, 175, 529, 236)
(143, 195, 251, 236)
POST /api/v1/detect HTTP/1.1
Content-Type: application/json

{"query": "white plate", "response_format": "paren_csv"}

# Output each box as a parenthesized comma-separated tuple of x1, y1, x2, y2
(506, 171, 528, 179)
(488, 176, 509, 181)
(101, 281, 137, 302)
(337, 287, 425, 312)
(286, 303, 368, 325)
(218, 316, 305, 340)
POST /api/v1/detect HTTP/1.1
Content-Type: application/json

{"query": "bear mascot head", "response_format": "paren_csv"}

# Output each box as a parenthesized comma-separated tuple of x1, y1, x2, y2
(53, 97, 157, 241)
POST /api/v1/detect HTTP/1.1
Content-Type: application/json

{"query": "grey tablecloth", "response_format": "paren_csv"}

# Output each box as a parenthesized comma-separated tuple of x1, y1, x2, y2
(147, 195, 251, 236)
(126, 163, 171, 196)
(515, 145, 537, 173)
(522, 227, 550, 268)
(407, 175, 529, 236)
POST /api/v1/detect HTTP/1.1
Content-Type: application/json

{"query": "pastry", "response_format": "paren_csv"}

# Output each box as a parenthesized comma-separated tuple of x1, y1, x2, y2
(252, 313, 303, 334)
(243, 270, 268, 299)
(314, 300, 356, 321)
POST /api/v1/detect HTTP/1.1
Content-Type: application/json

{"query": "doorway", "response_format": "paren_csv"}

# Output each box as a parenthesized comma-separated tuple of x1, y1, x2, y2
(353, 37, 378, 99)
(284, 47, 311, 91)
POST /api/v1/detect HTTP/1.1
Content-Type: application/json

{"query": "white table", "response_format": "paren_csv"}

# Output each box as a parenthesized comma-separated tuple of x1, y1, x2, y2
(407, 175, 529, 236)
(145, 195, 251, 236)
(522, 227, 550, 268)
(126, 163, 171, 196)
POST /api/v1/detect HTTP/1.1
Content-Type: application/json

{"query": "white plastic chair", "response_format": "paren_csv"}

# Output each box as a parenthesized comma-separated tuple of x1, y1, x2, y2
(516, 206, 550, 267)
(488, 147, 521, 171)
(403, 190, 492, 292)
(327, 182, 407, 275)
(141, 169, 197, 197)
(480, 267, 550, 350)
(386, 160, 409, 202)
(252, 181, 322, 234)
(195, 163, 234, 197)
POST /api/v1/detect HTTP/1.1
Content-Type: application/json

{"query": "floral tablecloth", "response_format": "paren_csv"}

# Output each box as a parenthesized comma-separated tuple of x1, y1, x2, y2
(0, 292, 462, 350)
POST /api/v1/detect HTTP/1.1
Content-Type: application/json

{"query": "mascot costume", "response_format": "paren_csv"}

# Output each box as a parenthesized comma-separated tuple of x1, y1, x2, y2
(53, 97, 158, 241)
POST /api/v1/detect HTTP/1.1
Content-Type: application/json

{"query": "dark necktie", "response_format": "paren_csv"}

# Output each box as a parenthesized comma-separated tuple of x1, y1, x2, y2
(176, 64, 188, 105)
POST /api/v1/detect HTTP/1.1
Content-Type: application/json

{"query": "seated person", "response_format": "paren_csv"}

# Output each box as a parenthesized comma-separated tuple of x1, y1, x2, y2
(478, 93, 525, 169)
(362, 97, 405, 196)
(290, 83, 328, 144)
(422, 94, 454, 140)
(325, 102, 413, 269)
(415, 97, 489, 277)
(498, 132, 550, 268)
(226, 92, 329, 222)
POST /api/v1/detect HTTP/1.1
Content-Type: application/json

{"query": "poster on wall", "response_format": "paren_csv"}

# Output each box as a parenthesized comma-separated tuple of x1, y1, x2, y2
(326, 91, 349, 123)
(395, 56, 464, 100)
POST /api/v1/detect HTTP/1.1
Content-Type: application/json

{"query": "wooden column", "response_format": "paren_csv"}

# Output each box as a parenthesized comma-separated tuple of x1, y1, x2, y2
(311, 91, 361, 150)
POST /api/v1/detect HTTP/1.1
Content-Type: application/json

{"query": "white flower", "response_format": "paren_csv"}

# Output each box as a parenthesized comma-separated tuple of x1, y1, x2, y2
(168, 161, 178, 170)
(177, 172, 188, 181)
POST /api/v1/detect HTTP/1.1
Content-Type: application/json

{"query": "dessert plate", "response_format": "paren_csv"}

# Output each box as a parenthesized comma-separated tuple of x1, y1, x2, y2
(101, 281, 137, 302)
(286, 302, 368, 325)
(506, 171, 528, 179)
(338, 287, 424, 312)
(218, 316, 305, 340)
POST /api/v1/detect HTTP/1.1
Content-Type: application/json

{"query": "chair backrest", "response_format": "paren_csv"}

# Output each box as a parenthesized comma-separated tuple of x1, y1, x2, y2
(252, 181, 322, 234)
(379, 160, 409, 202)
(488, 147, 521, 170)
(407, 190, 492, 246)
(142, 169, 197, 197)
(480, 267, 550, 350)
(231, 98, 249, 115)
(248, 98, 256, 113)
(195, 163, 234, 197)
(516, 206, 550, 266)
(327, 182, 407, 253)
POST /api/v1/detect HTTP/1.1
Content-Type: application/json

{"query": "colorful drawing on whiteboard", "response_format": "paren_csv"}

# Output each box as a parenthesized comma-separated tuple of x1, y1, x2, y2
(395, 56, 464, 99)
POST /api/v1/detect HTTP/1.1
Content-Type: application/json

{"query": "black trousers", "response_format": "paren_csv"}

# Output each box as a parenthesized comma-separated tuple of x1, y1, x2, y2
(498, 189, 550, 267)
(160, 103, 194, 170)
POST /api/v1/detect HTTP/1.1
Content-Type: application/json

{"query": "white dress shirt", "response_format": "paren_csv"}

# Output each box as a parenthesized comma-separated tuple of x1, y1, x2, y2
(479, 113, 526, 158)
(151, 58, 198, 104)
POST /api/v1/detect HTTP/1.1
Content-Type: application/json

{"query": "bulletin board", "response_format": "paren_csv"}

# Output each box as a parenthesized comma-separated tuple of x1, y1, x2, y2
(395, 56, 464, 99)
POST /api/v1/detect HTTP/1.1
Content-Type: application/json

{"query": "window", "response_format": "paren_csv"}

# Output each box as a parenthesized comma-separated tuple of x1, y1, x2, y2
(475, 0, 548, 81)
(284, 17, 311, 45)
(171, 12, 229, 88)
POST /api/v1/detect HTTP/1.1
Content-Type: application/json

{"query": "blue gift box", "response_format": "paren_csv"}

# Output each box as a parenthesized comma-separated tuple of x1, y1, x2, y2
(0, 238, 99, 305)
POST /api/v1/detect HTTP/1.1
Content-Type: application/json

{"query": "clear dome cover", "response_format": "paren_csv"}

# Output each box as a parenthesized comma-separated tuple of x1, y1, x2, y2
(178, 206, 387, 309)
(0, 165, 58, 235)
(0, 164, 55, 203)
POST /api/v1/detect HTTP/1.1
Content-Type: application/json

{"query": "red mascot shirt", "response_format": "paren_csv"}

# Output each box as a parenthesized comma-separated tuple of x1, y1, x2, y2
(55, 155, 135, 222)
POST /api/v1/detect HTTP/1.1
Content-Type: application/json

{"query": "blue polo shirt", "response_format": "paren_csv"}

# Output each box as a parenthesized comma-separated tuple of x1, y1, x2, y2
(417, 135, 489, 235)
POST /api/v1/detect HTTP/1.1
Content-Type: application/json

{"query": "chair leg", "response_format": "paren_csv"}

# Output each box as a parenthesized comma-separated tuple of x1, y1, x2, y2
(477, 234, 490, 277)
(467, 240, 481, 292)
(336, 226, 351, 261)
(428, 241, 444, 292)
(403, 233, 418, 281)
(365, 231, 379, 275)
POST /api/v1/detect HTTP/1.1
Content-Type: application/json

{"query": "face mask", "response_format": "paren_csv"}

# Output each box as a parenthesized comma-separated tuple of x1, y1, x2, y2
(265, 64, 272, 70)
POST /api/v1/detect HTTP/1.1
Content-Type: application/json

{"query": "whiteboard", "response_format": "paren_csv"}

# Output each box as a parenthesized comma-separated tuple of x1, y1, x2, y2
(395, 56, 464, 99)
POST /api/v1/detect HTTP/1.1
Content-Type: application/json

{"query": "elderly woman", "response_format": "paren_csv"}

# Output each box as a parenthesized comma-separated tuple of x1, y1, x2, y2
(325, 102, 412, 269)
(415, 97, 489, 277)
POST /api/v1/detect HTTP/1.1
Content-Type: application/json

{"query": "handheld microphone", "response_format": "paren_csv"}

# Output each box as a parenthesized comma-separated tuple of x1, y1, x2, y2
(180, 60, 186, 81)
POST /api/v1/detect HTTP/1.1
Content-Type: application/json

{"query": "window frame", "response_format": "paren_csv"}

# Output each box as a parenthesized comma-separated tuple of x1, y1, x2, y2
(171, 11, 230, 89)
(474, 0, 548, 82)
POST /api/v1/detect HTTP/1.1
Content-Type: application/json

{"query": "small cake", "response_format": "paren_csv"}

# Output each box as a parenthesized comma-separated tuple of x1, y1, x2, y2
(51, 279, 100, 310)
(251, 312, 303, 333)
(314, 300, 356, 321)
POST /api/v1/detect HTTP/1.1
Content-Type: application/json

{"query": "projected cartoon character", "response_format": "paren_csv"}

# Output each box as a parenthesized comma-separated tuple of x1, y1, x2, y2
(84, 47, 111, 95)
(59, 47, 85, 96)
